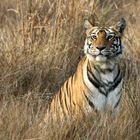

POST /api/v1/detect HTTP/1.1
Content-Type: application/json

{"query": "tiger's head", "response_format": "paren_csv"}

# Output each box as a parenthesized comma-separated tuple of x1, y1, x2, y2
(84, 18, 126, 63)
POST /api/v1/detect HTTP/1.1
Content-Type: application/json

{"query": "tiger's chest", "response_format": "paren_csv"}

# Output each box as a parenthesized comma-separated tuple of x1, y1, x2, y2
(83, 61, 123, 112)
(87, 79, 123, 112)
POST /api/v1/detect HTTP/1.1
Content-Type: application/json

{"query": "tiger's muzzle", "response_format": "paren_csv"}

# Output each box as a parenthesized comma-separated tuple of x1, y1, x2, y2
(87, 45, 113, 62)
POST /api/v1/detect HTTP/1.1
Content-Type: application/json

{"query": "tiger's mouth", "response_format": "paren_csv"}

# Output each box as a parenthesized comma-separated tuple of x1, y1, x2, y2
(87, 49, 112, 62)
(91, 50, 121, 62)
(86, 43, 122, 63)
(95, 54, 107, 62)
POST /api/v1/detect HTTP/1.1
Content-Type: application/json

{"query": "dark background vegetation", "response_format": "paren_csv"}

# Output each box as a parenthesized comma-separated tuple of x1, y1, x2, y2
(0, 0, 140, 139)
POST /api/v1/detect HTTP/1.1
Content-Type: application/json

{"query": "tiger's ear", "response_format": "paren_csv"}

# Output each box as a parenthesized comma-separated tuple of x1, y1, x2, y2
(84, 20, 94, 29)
(84, 14, 97, 29)
(116, 18, 126, 34)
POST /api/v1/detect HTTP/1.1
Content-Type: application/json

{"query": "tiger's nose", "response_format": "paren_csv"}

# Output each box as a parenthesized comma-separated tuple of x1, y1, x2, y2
(96, 46, 106, 51)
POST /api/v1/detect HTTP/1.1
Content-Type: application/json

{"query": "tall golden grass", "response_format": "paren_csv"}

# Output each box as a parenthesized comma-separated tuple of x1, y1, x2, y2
(0, 0, 140, 140)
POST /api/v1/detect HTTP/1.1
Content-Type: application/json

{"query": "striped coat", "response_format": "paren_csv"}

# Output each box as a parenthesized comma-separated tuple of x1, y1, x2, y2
(44, 17, 126, 120)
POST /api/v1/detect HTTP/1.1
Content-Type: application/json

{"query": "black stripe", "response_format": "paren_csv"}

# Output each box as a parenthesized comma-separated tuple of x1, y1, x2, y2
(115, 50, 122, 56)
(91, 70, 102, 84)
(109, 71, 122, 92)
(109, 50, 122, 59)
(84, 92, 95, 109)
(87, 61, 102, 88)
(87, 72, 107, 96)
(87, 71, 100, 88)
(99, 88, 108, 97)
(114, 94, 122, 109)
(87, 73, 107, 96)
(64, 83, 69, 112)
(87, 43, 92, 48)
(87, 63, 108, 96)
(58, 89, 67, 116)
(83, 79, 97, 98)
(87, 65, 108, 96)
(114, 68, 121, 81)
(58, 90, 63, 109)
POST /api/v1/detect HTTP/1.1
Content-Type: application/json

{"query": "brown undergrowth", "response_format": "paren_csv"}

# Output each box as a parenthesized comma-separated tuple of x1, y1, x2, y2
(0, 0, 140, 140)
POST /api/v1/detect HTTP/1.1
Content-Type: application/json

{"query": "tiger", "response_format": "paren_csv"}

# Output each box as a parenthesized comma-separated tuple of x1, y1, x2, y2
(44, 17, 126, 121)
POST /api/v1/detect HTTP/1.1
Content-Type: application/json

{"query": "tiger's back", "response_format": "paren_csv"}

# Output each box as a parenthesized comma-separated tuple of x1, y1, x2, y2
(48, 57, 89, 119)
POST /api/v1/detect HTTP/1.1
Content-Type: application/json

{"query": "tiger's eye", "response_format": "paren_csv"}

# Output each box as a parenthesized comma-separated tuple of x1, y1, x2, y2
(107, 35, 114, 40)
(91, 35, 97, 40)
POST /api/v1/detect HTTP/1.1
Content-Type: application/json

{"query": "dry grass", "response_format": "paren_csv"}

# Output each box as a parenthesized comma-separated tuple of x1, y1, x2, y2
(0, 0, 140, 140)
